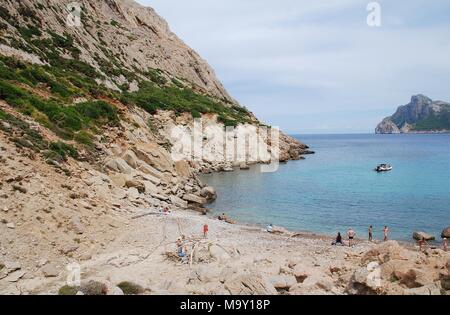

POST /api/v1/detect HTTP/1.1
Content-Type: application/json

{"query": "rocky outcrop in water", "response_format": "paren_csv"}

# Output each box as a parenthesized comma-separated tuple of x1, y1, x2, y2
(376, 95, 450, 134)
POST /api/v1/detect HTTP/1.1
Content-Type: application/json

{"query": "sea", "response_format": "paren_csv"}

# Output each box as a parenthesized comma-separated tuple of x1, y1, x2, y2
(201, 134, 450, 241)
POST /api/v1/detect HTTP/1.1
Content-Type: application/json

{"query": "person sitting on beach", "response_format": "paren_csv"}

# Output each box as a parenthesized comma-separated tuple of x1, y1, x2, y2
(332, 232, 344, 246)
(442, 238, 448, 252)
(163, 207, 171, 215)
(418, 237, 428, 252)
(266, 224, 274, 233)
(368, 226, 374, 242)
(383, 226, 389, 242)
(347, 228, 356, 247)
(176, 238, 185, 258)
(218, 213, 226, 221)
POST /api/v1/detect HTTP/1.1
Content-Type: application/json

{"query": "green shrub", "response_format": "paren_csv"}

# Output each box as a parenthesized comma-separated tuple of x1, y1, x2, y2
(58, 285, 81, 295)
(48, 141, 78, 161)
(80, 281, 107, 295)
(117, 281, 144, 295)
(75, 100, 118, 124)
(74, 130, 93, 146)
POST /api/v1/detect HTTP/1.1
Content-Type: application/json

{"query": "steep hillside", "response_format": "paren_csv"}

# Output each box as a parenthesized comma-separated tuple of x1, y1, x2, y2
(376, 95, 450, 134)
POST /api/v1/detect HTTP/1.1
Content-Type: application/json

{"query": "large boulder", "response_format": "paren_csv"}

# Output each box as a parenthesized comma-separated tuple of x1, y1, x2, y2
(133, 143, 173, 172)
(122, 150, 139, 169)
(104, 158, 134, 174)
(170, 195, 188, 209)
(183, 194, 207, 205)
(269, 275, 297, 290)
(442, 226, 450, 238)
(200, 187, 217, 203)
(174, 160, 192, 177)
(413, 232, 435, 241)
(125, 180, 146, 194)
(224, 274, 277, 295)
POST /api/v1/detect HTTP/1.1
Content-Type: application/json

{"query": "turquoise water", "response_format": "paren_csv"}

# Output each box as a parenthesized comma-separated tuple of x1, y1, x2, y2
(201, 134, 450, 241)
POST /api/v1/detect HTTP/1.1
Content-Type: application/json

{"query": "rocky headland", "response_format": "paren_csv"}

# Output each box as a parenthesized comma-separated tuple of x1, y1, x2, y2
(376, 95, 450, 134)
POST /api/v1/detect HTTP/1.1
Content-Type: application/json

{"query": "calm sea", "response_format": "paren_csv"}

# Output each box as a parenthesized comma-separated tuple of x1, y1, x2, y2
(201, 134, 450, 241)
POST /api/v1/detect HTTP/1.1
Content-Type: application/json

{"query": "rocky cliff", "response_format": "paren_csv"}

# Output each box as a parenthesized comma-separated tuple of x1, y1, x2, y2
(376, 95, 450, 134)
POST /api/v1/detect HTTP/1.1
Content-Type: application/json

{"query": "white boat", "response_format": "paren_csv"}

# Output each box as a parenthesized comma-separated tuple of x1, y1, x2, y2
(376, 164, 393, 172)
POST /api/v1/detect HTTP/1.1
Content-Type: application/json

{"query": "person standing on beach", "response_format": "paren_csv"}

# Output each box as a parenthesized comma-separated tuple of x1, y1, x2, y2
(203, 224, 209, 238)
(383, 226, 389, 242)
(443, 238, 448, 252)
(347, 228, 356, 247)
(368, 226, 374, 242)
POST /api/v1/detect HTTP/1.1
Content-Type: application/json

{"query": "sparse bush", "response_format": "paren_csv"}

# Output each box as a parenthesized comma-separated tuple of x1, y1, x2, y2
(80, 280, 107, 295)
(58, 285, 80, 295)
(117, 281, 144, 295)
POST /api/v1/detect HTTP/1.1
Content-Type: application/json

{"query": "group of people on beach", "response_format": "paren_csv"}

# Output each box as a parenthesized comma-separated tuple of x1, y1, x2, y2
(331, 226, 448, 252)
(333, 226, 391, 247)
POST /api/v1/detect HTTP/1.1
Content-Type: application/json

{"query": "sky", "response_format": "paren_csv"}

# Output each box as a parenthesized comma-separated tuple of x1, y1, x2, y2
(138, 0, 450, 134)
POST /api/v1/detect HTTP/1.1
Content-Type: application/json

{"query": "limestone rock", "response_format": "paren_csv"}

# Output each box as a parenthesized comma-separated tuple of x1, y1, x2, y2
(183, 194, 207, 205)
(174, 160, 192, 177)
(42, 264, 59, 277)
(69, 216, 85, 235)
(224, 274, 277, 295)
(200, 186, 217, 203)
(413, 231, 435, 241)
(170, 195, 188, 209)
(442, 226, 450, 238)
(104, 158, 134, 174)
(122, 150, 139, 169)
(269, 275, 297, 290)
(125, 180, 146, 194)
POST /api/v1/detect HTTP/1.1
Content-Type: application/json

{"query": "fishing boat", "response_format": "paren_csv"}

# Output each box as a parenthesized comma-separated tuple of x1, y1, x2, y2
(375, 164, 393, 172)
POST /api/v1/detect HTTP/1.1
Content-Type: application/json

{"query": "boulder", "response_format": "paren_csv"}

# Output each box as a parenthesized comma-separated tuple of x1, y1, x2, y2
(269, 275, 297, 290)
(183, 194, 207, 205)
(127, 188, 140, 200)
(174, 160, 192, 177)
(41, 264, 59, 277)
(224, 274, 277, 295)
(133, 143, 173, 172)
(69, 216, 85, 235)
(138, 164, 163, 182)
(109, 174, 131, 188)
(143, 181, 159, 195)
(4, 270, 26, 283)
(170, 195, 188, 209)
(104, 158, 133, 174)
(122, 150, 139, 169)
(403, 283, 442, 295)
(413, 232, 435, 241)
(200, 186, 217, 203)
(442, 226, 450, 239)
(125, 180, 146, 194)
(293, 265, 309, 283)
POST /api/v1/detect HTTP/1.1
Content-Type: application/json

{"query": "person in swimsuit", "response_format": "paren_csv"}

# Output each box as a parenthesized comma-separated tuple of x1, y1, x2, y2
(442, 238, 448, 252)
(368, 226, 374, 242)
(348, 228, 356, 247)
(383, 226, 389, 242)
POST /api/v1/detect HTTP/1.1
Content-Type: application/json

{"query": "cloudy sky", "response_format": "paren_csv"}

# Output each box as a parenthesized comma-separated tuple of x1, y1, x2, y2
(138, 0, 450, 134)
